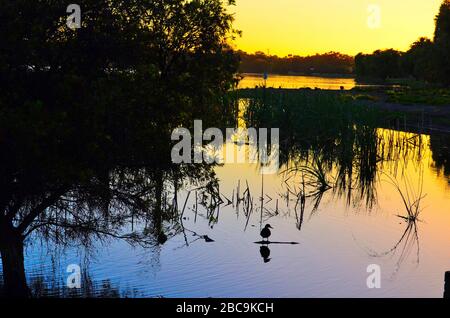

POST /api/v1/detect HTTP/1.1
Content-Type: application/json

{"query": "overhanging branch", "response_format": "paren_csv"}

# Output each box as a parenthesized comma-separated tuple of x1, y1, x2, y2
(17, 186, 70, 234)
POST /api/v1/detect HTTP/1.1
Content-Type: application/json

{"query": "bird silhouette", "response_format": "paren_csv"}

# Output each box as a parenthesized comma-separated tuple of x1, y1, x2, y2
(260, 245, 271, 263)
(260, 224, 273, 241)
(202, 235, 215, 243)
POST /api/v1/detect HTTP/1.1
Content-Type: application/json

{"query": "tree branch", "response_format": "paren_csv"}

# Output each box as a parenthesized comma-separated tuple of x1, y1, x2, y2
(17, 187, 70, 234)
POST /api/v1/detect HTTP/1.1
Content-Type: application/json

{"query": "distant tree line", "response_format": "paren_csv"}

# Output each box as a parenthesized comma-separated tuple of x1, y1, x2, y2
(238, 51, 354, 75)
(355, 0, 450, 86)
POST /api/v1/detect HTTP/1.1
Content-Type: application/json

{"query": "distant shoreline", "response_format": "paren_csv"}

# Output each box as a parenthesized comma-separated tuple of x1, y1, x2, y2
(240, 72, 355, 79)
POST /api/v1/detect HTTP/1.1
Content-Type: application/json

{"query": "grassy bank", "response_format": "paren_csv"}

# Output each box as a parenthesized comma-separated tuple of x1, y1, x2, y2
(235, 87, 450, 134)
(350, 85, 450, 132)
(386, 87, 450, 106)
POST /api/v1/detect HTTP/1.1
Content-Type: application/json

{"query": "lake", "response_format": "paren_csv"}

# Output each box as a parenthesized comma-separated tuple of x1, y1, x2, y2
(2, 125, 449, 298)
(238, 73, 386, 90)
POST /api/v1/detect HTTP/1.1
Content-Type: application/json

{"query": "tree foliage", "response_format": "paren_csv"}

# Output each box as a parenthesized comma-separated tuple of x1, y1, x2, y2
(434, 0, 450, 85)
(355, 0, 450, 85)
(355, 49, 403, 80)
(0, 0, 239, 297)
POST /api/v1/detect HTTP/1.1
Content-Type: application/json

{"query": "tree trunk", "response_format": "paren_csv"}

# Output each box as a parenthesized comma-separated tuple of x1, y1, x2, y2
(0, 226, 30, 298)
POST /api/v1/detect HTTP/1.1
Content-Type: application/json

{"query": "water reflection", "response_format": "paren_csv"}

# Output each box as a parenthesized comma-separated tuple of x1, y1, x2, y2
(0, 260, 140, 298)
(1, 126, 449, 297)
(371, 216, 421, 279)
(0, 161, 219, 297)
(259, 245, 271, 263)
(238, 73, 356, 90)
(238, 74, 399, 91)
(430, 134, 450, 181)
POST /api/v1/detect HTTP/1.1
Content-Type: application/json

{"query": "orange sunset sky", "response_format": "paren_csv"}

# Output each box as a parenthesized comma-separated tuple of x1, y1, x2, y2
(229, 0, 443, 56)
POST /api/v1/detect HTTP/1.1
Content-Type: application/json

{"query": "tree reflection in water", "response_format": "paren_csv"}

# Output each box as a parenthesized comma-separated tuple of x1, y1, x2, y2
(1, 263, 142, 298)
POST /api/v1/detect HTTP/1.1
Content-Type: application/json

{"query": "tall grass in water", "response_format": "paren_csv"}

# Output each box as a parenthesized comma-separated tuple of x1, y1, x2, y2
(240, 88, 383, 208)
(240, 88, 381, 134)
(237, 87, 432, 216)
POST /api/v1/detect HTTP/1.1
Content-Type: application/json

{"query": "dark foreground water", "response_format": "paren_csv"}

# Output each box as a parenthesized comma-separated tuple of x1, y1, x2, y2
(1, 128, 449, 298)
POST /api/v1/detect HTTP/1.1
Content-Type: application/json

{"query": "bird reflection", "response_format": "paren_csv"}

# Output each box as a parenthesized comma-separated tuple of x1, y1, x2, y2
(260, 245, 271, 263)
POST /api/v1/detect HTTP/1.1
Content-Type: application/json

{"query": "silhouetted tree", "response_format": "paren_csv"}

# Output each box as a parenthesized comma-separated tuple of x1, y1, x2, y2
(401, 38, 437, 82)
(356, 1, 450, 85)
(0, 0, 238, 297)
(355, 49, 403, 80)
(434, 0, 450, 85)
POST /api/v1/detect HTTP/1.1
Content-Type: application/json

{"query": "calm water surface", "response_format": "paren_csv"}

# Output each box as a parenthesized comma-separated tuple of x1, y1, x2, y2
(238, 73, 392, 90)
(2, 127, 449, 298)
(239, 73, 356, 90)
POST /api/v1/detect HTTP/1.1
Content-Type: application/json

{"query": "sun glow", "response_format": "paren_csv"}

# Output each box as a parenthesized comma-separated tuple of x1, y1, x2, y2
(231, 0, 443, 56)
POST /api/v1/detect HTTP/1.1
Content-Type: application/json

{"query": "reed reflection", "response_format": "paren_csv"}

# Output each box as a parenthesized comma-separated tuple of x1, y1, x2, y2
(242, 89, 448, 214)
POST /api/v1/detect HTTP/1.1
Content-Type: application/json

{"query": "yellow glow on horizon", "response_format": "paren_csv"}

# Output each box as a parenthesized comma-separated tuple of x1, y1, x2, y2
(230, 0, 443, 56)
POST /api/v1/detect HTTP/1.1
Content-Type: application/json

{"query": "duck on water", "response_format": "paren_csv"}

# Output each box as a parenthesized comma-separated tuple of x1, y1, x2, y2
(260, 224, 273, 241)
(255, 224, 299, 245)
